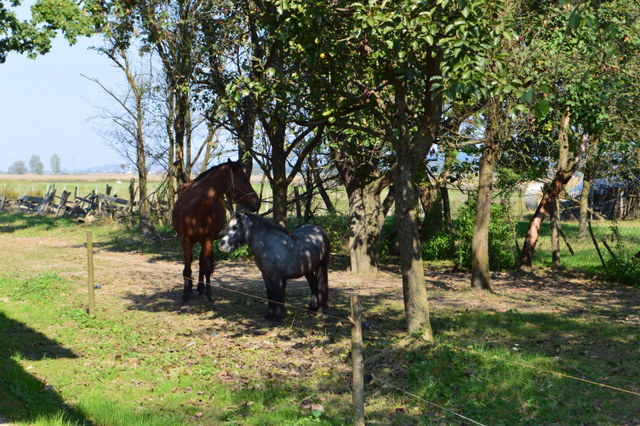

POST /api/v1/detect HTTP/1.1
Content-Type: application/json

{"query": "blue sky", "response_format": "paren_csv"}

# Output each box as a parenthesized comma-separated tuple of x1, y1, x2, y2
(0, 34, 125, 173)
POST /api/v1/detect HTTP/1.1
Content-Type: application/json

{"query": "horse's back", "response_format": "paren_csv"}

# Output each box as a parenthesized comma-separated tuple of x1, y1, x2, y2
(293, 225, 329, 258)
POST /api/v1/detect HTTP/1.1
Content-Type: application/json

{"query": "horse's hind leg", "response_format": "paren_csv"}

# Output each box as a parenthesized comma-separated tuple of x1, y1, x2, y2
(200, 239, 215, 303)
(181, 240, 195, 304)
(305, 272, 321, 313)
(314, 258, 329, 313)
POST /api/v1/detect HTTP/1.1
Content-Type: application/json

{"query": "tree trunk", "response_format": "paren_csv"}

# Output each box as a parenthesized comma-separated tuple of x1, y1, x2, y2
(578, 177, 591, 239)
(471, 138, 497, 290)
(270, 120, 289, 225)
(419, 184, 442, 239)
(520, 131, 587, 272)
(330, 136, 388, 274)
(237, 98, 256, 177)
(394, 160, 433, 339)
(520, 110, 572, 272)
(347, 183, 384, 275)
(550, 198, 560, 269)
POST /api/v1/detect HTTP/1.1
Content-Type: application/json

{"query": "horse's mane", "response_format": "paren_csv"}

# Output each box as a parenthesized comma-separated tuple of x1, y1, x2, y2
(192, 161, 232, 183)
(193, 160, 238, 182)
(246, 213, 291, 236)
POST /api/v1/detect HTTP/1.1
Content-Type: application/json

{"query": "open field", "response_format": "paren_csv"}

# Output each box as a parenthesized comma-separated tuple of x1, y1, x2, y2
(0, 174, 166, 201)
(1, 212, 639, 424)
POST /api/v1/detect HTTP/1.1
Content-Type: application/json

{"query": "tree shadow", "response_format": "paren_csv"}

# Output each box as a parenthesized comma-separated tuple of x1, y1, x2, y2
(0, 212, 75, 234)
(0, 310, 92, 424)
(365, 309, 640, 424)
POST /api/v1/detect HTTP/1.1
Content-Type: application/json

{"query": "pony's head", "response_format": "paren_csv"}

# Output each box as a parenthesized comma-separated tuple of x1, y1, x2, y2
(219, 212, 250, 253)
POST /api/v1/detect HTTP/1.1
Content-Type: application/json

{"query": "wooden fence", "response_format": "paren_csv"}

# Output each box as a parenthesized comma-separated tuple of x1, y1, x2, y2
(0, 181, 169, 222)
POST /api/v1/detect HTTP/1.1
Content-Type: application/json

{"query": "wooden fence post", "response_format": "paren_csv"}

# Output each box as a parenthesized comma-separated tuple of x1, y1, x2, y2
(86, 231, 96, 316)
(129, 178, 136, 217)
(351, 294, 365, 426)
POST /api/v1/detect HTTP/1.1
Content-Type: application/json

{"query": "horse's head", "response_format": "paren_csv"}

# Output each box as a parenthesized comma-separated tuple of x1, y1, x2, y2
(219, 212, 249, 253)
(224, 160, 261, 212)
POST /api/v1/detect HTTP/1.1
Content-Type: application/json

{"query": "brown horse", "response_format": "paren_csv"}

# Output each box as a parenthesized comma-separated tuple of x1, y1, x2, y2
(172, 159, 260, 304)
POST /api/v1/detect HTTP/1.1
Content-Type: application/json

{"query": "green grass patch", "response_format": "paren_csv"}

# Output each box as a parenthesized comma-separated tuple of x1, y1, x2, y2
(368, 309, 640, 425)
(0, 270, 348, 425)
(1, 212, 639, 424)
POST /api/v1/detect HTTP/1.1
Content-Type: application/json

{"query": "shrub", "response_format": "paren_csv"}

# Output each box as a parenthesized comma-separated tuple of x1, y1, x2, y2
(604, 257, 640, 287)
(451, 199, 516, 270)
(288, 214, 350, 252)
(422, 231, 455, 260)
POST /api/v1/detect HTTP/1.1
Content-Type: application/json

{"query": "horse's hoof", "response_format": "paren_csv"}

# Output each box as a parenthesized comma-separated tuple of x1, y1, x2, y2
(179, 305, 192, 314)
(264, 313, 283, 325)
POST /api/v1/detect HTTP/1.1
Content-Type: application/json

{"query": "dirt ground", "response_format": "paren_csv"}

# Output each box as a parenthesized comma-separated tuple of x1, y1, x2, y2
(3, 233, 639, 327)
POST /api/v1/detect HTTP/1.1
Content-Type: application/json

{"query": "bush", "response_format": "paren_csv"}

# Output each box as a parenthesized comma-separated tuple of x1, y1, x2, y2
(604, 257, 640, 287)
(424, 199, 516, 270)
(422, 231, 455, 260)
(454, 199, 516, 270)
(288, 214, 350, 252)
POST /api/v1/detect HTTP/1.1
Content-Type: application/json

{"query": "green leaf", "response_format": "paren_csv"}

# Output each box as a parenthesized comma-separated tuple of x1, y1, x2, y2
(568, 11, 581, 29)
(520, 87, 534, 103)
(534, 100, 550, 119)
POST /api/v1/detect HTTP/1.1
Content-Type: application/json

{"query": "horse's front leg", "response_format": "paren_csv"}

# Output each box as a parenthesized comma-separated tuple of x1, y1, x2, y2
(263, 273, 284, 323)
(181, 240, 195, 304)
(200, 239, 215, 303)
(197, 250, 205, 295)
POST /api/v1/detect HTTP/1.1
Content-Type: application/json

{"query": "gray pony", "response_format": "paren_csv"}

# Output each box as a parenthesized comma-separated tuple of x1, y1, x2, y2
(219, 212, 329, 322)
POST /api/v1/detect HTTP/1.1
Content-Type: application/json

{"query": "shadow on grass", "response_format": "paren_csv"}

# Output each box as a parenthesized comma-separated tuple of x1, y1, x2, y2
(0, 212, 75, 234)
(365, 309, 640, 424)
(0, 310, 92, 424)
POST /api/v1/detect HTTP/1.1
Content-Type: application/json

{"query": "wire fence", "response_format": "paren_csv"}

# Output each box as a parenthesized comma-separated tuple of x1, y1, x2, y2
(179, 271, 640, 418)
(81, 234, 640, 424)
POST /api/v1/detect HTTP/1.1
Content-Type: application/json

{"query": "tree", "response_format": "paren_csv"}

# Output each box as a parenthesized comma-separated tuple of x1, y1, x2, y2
(0, 0, 99, 62)
(517, 0, 640, 271)
(29, 154, 43, 174)
(275, 0, 515, 338)
(50, 154, 61, 174)
(328, 121, 392, 275)
(8, 160, 27, 174)
(89, 45, 156, 236)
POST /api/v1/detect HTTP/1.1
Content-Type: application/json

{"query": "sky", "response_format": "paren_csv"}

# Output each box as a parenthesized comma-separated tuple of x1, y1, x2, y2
(0, 34, 126, 173)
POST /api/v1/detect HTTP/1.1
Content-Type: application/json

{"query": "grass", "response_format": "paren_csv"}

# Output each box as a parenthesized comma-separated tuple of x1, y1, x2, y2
(0, 176, 146, 200)
(518, 218, 640, 276)
(0, 272, 346, 425)
(1, 211, 640, 424)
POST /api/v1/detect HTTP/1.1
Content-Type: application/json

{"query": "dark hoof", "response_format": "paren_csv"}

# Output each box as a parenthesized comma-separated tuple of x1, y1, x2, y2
(265, 313, 283, 325)
(197, 282, 205, 295)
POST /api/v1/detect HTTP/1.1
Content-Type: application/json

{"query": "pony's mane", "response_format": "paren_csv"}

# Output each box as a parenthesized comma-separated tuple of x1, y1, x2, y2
(192, 161, 237, 183)
(245, 213, 291, 236)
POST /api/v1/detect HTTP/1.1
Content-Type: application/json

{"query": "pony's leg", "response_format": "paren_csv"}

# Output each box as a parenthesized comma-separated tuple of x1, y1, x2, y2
(200, 239, 214, 303)
(275, 279, 287, 320)
(318, 260, 329, 313)
(263, 273, 283, 322)
(181, 240, 195, 304)
(315, 258, 329, 313)
(305, 272, 320, 312)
